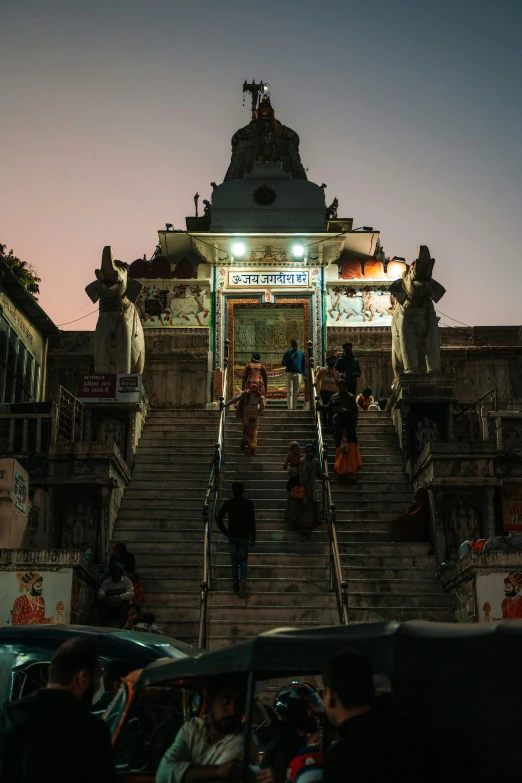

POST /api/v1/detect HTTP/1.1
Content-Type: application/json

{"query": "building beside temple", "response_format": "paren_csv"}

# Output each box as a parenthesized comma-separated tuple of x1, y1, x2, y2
(2, 82, 522, 639)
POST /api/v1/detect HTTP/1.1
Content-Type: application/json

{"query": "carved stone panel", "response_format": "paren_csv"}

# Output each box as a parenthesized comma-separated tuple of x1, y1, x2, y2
(62, 496, 98, 555)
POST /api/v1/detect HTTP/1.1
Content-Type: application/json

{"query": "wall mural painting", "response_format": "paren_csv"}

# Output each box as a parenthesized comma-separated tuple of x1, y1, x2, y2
(477, 571, 522, 621)
(136, 281, 211, 328)
(326, 285, 394, 326)
(1, 570, 72, 626)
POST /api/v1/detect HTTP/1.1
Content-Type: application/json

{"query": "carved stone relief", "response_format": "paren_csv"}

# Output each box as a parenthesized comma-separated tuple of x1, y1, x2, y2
(415, 417, 439, 453)
(445, 498, 481, 556)
(97, 417, 126, 454)
(62, 496, 98, 554)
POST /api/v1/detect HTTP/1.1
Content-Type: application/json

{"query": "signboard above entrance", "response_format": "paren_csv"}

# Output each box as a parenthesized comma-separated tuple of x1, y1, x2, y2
(227, 269, 309, 287)
(77, 373, 143, 403)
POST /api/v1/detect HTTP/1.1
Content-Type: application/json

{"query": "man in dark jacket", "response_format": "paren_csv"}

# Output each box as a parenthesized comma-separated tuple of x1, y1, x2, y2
(217, 481, 256, 598)
(322, 649, 436, 783)
(334, 343, 361, 396)
(0, 636, 115, 783)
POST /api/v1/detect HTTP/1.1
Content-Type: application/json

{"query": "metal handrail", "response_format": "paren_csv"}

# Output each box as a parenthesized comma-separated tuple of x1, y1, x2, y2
(198, 340, 230, 649)
(308, 345, 348, 624)
(454, 387, 497, 441)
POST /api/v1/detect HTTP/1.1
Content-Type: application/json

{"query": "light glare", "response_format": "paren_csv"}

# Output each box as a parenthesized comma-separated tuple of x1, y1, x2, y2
(232, 242, 245, 257)
(292, 244, 305, 258)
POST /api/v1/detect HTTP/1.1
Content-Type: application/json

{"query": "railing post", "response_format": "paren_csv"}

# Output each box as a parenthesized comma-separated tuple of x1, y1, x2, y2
(50, 402, 59, 444)
(496, 416, 503, 451)
(8, 419, 15, 455)
(307, 340, 314, 411)
(480, 403, 489, 441)
(21, 418, 29, 454)
(36, 417, 42, 453)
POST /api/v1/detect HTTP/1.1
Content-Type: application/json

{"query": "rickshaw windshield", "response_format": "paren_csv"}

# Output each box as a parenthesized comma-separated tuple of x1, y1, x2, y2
(104, 683, 128, 738)
(112, 684, 201, 776)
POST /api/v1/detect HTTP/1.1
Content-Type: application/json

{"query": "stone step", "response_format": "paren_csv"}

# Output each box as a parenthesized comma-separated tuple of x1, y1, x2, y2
(337, 541, 431, 555)
(209, 591, 337, 608)
(134, 553, 205, 566)
(345, 607, 453, 622)
(115, 539, 204, 552)
(156, 620, 200, 639)
(336, 520, 393, 531)
(345, 592, 448, 609)
(133, 605, 202, 622)
(114, 514, 203, 526)
(150, 575, 328, 592)
(341, 566, 437, 579)
(138, 563, 202, 577)
(344, 577, 441, 592)
(207, 619, 334, 637)
(341, 553, 436, 568)
(208, 604, 337, 623)
(213, 564, 329, 581)
(214, 553, 328, 568)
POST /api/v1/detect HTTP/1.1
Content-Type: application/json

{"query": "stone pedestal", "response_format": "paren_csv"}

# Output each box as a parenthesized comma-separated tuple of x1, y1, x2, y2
(387, 373, 456, 476)
(440, 551, 522, 623)
(0, 549, 102, 625)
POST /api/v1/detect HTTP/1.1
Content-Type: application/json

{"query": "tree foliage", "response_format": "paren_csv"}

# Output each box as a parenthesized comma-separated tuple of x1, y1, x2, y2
(0, 244, 41, 298)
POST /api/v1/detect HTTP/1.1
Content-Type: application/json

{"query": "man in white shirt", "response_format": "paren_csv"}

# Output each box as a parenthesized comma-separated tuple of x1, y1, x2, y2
(157, 679, 245, 783)
(96, 562, 134, 628)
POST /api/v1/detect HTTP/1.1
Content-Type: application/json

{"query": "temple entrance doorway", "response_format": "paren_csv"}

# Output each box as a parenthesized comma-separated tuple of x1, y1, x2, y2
(228, 300, 310, 401)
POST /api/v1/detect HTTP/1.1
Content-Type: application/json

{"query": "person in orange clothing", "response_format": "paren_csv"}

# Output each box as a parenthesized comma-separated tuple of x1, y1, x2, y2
(243, 352, 268, 396)
(501, 572, 522, 619)
(11, 572, 55, 625)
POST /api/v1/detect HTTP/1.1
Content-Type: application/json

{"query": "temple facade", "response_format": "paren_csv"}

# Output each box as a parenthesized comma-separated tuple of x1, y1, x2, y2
(126, 85, 401, 407)
(2, 83, 522, 638)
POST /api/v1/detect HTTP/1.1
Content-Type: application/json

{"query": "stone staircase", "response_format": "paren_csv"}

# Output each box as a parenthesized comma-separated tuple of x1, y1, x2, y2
(111, 404, 451, 648)
(111, 409, 219, 644)
(326, 409, 452, 622)
(207, 407, 338, 650)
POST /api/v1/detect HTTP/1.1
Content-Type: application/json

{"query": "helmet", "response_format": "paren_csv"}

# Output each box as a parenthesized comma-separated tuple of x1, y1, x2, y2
(274, 682, 324, 715)
(274, 682, 324, 733)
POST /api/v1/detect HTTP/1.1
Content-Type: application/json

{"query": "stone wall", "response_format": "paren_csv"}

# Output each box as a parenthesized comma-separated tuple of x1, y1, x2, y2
(47, 330, 210, 408)
(143, 331, 210, 408)
(327, 326, 522, 405)
(48, 325, 521, 408)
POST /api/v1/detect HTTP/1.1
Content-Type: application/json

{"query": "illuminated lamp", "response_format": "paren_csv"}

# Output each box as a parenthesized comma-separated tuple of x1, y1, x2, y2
(292, 244, 305, 259)
(340, 259, 363, 280)
(364, 259, 386, 279)
(232, 242, 246, 258)
(387, 259, 407, 279)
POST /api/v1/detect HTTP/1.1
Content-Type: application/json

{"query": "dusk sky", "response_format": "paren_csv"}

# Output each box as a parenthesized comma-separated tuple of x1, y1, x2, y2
(2, 0, 521, 330)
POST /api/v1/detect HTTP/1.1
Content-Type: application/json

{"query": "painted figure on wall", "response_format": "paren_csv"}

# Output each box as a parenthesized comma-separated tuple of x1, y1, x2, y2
(482, 572, 522, 620)
(11, 572, 57, 625)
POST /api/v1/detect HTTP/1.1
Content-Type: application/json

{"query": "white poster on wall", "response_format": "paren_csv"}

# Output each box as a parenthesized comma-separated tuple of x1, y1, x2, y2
(0, 569, 72, 626)
(476, 571, 522, 622)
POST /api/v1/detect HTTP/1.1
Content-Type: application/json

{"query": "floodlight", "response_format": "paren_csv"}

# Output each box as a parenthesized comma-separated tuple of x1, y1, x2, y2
(232, 242, 246, 257)
(292, 244, 305, 259)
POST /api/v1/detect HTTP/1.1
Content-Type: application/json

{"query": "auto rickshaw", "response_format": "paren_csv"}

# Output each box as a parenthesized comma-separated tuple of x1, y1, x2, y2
(104, 620, 522, 782)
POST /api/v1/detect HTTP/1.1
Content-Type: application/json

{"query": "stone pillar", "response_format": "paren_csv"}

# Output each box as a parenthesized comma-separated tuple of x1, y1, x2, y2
(430, 487, 447, 565)
(485, 487, 496, 537)
(83, 408, 92, 443)
(447, 402, 455, 441)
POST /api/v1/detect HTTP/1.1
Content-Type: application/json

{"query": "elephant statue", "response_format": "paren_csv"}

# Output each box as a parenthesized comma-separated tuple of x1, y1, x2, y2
(388, 246, 445, 379)
(86, 246, 145, 374)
